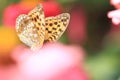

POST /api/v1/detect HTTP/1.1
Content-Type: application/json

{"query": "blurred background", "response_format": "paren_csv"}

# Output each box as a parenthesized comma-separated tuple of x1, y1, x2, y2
(0, 0, 120, 80)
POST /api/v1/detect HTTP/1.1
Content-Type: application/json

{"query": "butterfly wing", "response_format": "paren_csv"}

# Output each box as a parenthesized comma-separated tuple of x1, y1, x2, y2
(44, 13, 70, 42)
(16, 5, 45, 50)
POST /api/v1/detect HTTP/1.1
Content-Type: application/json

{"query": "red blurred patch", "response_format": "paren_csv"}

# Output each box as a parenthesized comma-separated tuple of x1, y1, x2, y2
(67, 6, 87, 45)
(3, 4, 32, 27)
(42, 1, 62, 17)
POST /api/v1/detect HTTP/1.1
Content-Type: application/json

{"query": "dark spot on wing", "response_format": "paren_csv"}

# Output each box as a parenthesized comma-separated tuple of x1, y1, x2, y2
(48, 31, 52, 33)
(36, 15, 39, 19)
(36, 27, 39, 30)
(49, 23, 53, 26)
(42, 23, 45, 26)
(52, 35, 56, 39)
(61, 19, 64, 22)
(52, 27, 57, 30)
(54, 22, 57, 25)
(46, 23, 48, 26)
(44, 40, 49, 43)
(31, 18, 34, 21)
(61, 19, 67, 22)
(53, 32, 58, 35)
(63, 23, 67, 26)
(57, 25, 60, 27)
(40, 18, 41, 21)
(38, 23, 41, 25)
(59, 29, 63, 32)
(34, 18, 37, 22)
(46, 28, 48, 30)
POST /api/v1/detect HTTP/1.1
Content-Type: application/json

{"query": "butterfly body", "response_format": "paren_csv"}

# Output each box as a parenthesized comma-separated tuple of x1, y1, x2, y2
(16, 5, 70, 50)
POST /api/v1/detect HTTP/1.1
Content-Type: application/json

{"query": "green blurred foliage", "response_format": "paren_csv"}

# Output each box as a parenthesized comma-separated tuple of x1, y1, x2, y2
(85, 45, 120, 80)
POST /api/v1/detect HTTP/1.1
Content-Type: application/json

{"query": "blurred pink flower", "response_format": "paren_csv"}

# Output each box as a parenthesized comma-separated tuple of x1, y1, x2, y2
(0, 43, 89, 80)
(67, 6, 87, 44)
(110, 0, 120, 9)
(108, 0, 120, 25)
(108, 9, 120, 25)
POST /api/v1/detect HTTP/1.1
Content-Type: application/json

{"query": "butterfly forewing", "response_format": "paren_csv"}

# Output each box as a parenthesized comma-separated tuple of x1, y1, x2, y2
(16, 5, 45, 50)
(44, 13, 70, 42)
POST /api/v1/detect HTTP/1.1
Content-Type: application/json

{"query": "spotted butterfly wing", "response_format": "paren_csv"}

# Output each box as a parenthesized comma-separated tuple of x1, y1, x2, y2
(16, 5, 45, 50)
(16, 4, 70, 50)
(44, 13, 70, 42)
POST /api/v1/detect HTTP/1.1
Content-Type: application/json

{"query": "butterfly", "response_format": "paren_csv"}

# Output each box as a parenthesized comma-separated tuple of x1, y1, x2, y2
(16, 4, 70, 50)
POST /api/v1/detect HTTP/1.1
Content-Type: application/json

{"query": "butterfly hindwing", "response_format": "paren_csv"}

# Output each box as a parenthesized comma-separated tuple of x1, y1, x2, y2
(44, 13, 70, 42)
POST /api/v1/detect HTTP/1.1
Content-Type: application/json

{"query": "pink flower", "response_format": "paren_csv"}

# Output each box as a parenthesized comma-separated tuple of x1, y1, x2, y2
(0, 43, 89, 80)
(110, 0, 120, 9)
(108, 9, 120, 25)
(108, 0, 120, 25)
